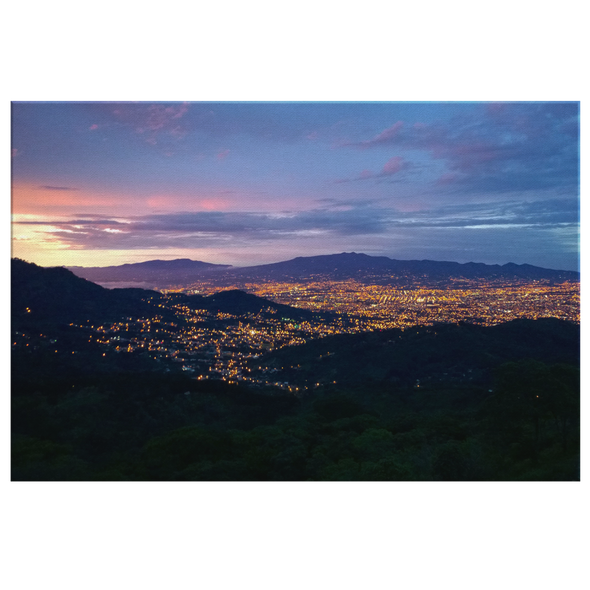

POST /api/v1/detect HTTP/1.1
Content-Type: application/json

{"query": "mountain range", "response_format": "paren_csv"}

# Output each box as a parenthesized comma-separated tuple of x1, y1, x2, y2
(230, 252, 580, 281)
(67, 252, 580, 289)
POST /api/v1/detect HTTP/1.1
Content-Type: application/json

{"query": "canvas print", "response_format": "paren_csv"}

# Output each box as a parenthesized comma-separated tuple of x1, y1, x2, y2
(11, 101, 580, 481)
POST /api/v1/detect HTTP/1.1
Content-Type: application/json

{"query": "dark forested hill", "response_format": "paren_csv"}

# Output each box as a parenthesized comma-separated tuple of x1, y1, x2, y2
(253, 318, 580, 390)
(11, 258, 159, 328)
(171, 289, 326, 321)
(12, 259, 316, 326)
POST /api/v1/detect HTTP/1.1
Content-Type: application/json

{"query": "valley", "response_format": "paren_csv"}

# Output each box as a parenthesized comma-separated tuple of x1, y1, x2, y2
(11, 256, 581, 481)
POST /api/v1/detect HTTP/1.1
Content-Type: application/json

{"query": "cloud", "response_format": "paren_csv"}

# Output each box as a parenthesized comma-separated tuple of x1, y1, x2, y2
(393, 197, 579, 229)
(136, 103, 190, 133)
(362, 121, 404, 146)
(381, 156, 405, 175)
(336, 156, 410, 183)
(170, 126, 186, 139)
(14, 188, 578, 270)
(168, 103, 189, 120)
(90, 102, 361, 148)
(14, 195, 578, 254)
(106, 102, 191, 146)
(216, 149, 230, 160)
(14, 205, 394, 251)
(343, 103, 579, 195)
(89, 124, 99, 131)
(37, 185, 79, 191)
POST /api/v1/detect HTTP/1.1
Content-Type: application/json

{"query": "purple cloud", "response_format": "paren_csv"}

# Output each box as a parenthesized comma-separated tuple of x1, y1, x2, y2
(381, 156, 404, 175)
(335, 156, 410, 183)
(343, 103, 579, 194)
(106, 102, 191, 146)
(361, 121, 404, 146)
(15, 195, 578, 255)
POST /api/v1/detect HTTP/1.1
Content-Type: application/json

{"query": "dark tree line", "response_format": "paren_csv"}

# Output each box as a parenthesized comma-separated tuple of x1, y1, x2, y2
(12, 356, 579, 481)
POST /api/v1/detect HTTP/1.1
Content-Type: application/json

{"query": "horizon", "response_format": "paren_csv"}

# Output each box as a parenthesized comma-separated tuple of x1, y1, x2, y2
(12, 102, 580, 272)
(14, 251, 580, 274)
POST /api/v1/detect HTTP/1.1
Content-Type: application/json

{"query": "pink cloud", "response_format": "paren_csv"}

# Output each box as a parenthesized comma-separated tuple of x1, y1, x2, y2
(381, 156, 404, 175)
(166, 102, 189, 120)
(370, 121, 404, 144)
(11, 148, 19, 158)
(89, 124, 99, 131)
(199, 198, 230, 211)
(12, 182, 129, 216)
(217, 149, 230, 160)
(146, 196, 173, 209)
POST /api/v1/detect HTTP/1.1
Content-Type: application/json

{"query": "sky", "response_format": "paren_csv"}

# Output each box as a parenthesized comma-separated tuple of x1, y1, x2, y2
(11, 101, 580, 270)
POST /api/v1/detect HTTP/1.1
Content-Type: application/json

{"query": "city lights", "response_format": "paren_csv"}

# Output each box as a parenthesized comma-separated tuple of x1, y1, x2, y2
(13, 276, 575, 391)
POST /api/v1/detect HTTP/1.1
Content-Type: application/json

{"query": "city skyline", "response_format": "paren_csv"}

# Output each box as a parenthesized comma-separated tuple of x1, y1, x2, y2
(11, 101, 580, 271)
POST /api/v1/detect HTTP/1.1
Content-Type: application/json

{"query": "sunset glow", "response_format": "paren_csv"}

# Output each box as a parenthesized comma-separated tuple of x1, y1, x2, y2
(11, 102, 580, 270)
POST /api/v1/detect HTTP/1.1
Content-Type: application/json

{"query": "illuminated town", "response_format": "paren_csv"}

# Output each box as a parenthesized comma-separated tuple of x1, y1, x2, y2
(241, 278, 579, 327)
(167, 276, 579, 327)
(14, 277, 577, 392)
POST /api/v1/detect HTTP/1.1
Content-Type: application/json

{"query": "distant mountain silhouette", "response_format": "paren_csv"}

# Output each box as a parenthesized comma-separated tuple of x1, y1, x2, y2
(67, 253, 579, 288)
(230, 252, 579, 282)
(68, 258, 231, 285)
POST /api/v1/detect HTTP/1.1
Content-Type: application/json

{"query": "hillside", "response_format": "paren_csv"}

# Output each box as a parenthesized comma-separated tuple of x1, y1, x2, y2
(171, 289, 326, 321)
(12, 314, 580, 481)
(252, 317, 580, 390)
(11, 258, 159, 328)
